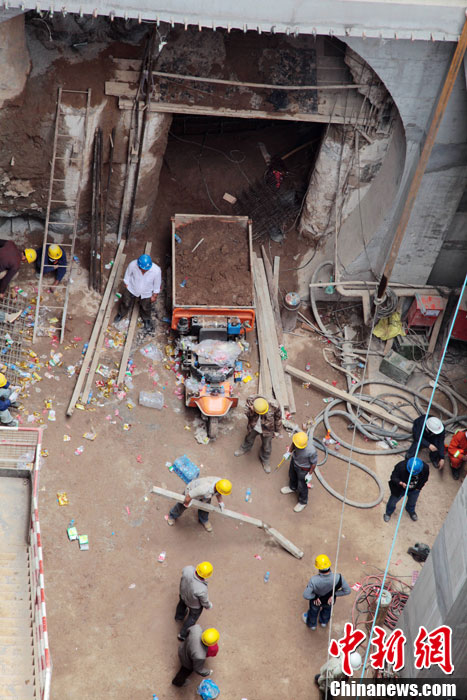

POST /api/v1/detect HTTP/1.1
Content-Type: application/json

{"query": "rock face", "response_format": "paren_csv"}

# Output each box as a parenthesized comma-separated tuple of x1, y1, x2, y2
(0, 15, 31, 109)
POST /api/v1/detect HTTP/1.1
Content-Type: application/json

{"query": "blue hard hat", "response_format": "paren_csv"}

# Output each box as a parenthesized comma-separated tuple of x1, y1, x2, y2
(137, 254, 152, 271)
(407, 457, 423, 475)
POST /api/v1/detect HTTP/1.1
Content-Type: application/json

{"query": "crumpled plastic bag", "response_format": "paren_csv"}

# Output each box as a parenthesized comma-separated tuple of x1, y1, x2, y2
(372, 312, 405, 341)
(197, 679, 220, 699)
(140, 343, 163, 362)
(192, 339, 242, 367)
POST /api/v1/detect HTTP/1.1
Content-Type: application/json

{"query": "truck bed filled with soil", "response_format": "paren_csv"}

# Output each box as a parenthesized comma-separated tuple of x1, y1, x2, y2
(174, 216, 253, 307)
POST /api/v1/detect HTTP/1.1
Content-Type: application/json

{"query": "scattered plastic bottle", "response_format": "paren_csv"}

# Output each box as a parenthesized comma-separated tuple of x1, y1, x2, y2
(139, 391, 164, 410)
(305, 362, 311, 371)
(200, 376, 206, 387)
(174, 233, 182, 243)
(82, 343, 89, 356)
(245, 488, 251, 502)
(335, 442, 341, 451)
(74, 446, 84, 456)
(264, 571, 270, 583)
(180, 278, 187, 288)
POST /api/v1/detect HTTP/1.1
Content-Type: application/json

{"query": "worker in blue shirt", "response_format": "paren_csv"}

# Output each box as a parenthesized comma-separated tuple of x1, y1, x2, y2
(0, 373, 19, 426)
(35, 244, 67, 292)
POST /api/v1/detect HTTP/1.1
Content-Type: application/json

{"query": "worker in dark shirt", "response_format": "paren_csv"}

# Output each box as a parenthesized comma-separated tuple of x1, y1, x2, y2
(0, 240, 37, 297)
(35, 244, 67, 292)
(383, 457, 429, 523)
(406, 415, 445, 469)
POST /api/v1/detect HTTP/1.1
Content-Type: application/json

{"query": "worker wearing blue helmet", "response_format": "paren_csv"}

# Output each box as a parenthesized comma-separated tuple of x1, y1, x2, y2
(114, 253, 161, 332)
(383, 457, 429, 523)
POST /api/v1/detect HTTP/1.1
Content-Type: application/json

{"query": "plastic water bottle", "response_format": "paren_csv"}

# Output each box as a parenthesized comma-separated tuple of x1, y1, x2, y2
(82, 342, 89, 356)
(174, 233, 182, 243)
(200, 376, 206, 387)
(139, 391, 164, 410)
(245, 488, 251, 502)
(264, 571, 270, 583)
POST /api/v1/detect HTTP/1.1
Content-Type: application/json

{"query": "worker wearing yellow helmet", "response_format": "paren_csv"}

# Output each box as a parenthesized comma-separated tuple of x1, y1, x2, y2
(234, 394, 282, 473)
(34, 243, 67, 292)
(167, 476, 232, 532)
(172, 625, 220, 687)
(280, 431, 318, 512)
(302, 555, 351, 630)
(0, 372, 20, 426)
(0, 240, 37, 299)
(175, 562, 214, 641)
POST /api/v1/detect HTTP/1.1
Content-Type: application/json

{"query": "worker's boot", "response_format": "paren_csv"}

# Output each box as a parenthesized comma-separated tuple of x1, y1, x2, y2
(280, 486, 294, 495)
(167, 516, 175, 526)
(293, 503, 307, 513)
(451, 466, 460, 480)
(113, 313, 123, 324)
(201, 521, 212, 532)
(143, 319, 154, 332)
(261, 461, 271, 474)
(234, 446, 249, 457)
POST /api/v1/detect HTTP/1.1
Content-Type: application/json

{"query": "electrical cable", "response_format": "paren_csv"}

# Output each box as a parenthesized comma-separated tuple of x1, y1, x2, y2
(358, 271, 467, 686)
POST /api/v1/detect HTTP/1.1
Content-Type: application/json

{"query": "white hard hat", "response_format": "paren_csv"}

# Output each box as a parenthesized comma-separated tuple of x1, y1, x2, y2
(426, 416, 444, 435)
(350, 652, 362, 670)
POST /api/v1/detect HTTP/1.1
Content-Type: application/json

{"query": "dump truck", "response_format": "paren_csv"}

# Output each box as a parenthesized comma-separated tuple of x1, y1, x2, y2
(0, 426, 51, 700)
(171, 214, 255, 438)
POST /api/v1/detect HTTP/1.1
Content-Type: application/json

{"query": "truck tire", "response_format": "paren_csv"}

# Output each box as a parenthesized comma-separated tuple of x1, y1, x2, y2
(207, 417, 219, 439)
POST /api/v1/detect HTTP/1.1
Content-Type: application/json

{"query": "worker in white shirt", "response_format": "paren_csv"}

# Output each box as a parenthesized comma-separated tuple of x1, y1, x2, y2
(114, 254, 161, 332)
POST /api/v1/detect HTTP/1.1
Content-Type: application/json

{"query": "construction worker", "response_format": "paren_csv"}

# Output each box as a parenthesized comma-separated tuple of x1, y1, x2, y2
(172, 625, 219, 687)
(0, 241, 36, 297)
(175, 562, 213, 641)
(406, 415, 445, 469)
(383, 456, 429, 522)
(0, 373, 20, 426)
(315, 651, 362, 696)
(167, 477, 232, 532)
(114, 254, 161, 333)
(35, 244, 67, 292)
(303, 555, 351, 630)
(280, 431, 318, 512)
(234, 395, 282, 473)
(447, 429, 467, 480)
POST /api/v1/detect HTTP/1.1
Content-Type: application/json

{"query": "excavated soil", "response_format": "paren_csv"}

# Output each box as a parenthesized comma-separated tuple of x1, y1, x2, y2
(174, 217, 253, 306)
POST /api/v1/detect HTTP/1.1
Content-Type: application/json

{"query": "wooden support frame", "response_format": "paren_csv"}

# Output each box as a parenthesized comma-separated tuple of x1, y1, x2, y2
(117, 242, 151, 386)
(66, 240, 126, 416)
(151, 486, 304, 559)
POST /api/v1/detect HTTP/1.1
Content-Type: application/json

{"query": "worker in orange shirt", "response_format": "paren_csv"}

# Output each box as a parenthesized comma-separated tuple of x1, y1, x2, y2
(447, 429, 467, 480)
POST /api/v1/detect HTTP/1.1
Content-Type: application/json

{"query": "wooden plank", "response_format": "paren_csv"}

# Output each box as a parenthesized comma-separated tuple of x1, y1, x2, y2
(284, 374, 296, 414)
(254, 258, 289, 409)
(261, 245, 283, 344)
(117, 97, 371, 126)
(81, 254, 126, 403)
(273, 256, 280, 296)
(66, 240, 125, 416)
(427, 303, 446, 354)
(117, 242, 151, 386)
(285, 364, 412, 431)
(255, 279, 273, 399)
(151, 486, 304, 559)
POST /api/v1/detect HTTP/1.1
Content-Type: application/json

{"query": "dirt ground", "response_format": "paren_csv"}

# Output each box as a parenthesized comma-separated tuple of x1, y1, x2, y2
(174, 217, 253, 307)
(8, 238, 463, 700)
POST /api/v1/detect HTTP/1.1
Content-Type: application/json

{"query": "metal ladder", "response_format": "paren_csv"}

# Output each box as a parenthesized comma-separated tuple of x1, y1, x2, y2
(33, 87, 91, 344)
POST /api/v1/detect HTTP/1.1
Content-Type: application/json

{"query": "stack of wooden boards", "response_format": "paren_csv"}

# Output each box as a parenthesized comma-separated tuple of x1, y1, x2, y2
(66, 241, 151, 416)
(253, 250, 295, 415)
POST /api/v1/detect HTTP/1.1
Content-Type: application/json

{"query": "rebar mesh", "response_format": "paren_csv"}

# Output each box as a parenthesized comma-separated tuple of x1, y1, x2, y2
(0, 427, 38, 468)
(0, 293, 30, 384)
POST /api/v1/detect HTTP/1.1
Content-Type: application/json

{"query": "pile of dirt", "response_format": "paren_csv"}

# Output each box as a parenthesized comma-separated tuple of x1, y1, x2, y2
(174, 217, 253, 306)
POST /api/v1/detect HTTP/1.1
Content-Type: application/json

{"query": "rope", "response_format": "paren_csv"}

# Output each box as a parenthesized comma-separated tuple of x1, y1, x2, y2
(358, 271, 467, 686)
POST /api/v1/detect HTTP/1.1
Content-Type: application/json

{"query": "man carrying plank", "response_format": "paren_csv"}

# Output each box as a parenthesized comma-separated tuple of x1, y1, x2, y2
(167, 477, 232, 532)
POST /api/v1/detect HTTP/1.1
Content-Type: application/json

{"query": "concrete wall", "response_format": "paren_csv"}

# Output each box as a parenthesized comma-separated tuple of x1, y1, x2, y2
(398, 479, 467, 694)
(336, 37, 467, 286)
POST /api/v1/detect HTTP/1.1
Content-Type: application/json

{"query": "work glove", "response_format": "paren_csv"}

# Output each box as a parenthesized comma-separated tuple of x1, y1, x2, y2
(9, 392, 18, 402)
(283, 451, 291, 461)
(218, 501, 225, 512)
(305, 473, 313, 484)
(207, 601, 213, 609)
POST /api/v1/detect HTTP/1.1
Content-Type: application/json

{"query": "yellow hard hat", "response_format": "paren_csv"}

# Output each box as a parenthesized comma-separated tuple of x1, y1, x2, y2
(253, 397, 269, 415)
(48, 244, 63, 260)
(24, 248, 37, 264)
(315, 554, 331, 571)
(215, 479, 232, 496)
(292, 431, 308, 449)
(196, 561, 213, 579)
(201, 628, 220, 646)
(0, 373, 7, 388)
